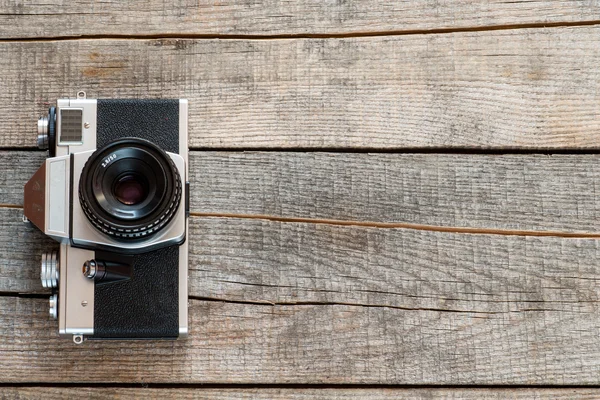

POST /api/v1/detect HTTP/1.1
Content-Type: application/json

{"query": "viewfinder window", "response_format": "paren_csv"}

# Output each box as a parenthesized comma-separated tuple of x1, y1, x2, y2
(60, 109, 83, 143)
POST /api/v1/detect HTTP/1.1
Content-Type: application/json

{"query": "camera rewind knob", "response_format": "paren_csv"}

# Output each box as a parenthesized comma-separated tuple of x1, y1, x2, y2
(37, 115, 49, 150)
(40, 251, 59, 289)
(36, 107, 56, 156)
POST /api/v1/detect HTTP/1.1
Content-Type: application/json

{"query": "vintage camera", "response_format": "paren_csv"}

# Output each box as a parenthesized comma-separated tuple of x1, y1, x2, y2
(23, 92, 189, 343)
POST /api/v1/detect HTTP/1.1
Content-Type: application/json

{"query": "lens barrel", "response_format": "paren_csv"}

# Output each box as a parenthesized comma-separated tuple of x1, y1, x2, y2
(79, 138, 182, 240)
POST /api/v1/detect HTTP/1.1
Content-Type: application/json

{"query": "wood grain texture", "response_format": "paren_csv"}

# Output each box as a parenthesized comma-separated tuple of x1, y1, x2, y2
(4, 388, 600, 400)
(4, 204, 600, 324)
(0, 151, 44, 207)
(1, 1, 599, 38)
(6, 151, 600, 233)
(2, 294, 600, 384)
(2, 26, 600, 149)
(188, 216, 600, 311)
(0, 208, 55, 293)
(9, 151, 600, 234)
(190, 152, 600, 232)
(2, 0, 599, 393)
(6, 147, 600, 384)
(5, 151, 600, 234)
(6, 167, 600, 307)
(5, 164, 600, 382)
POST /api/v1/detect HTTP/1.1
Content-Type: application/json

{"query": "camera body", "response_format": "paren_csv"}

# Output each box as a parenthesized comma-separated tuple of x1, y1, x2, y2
(24, 93, 189, 343)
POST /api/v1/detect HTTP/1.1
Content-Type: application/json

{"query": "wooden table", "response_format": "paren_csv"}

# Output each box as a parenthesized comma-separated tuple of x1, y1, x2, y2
(2, 2, 600, 398)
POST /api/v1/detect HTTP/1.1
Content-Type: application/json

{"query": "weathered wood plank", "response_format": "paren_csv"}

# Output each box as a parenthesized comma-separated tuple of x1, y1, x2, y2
(0, 151, 44, 207)
(2, 27, 600, 149)
(1, 295, 600, 384)
(4, 203, 600, 315)
(190, 152, 600, 232)
(0, 208, 55, 293)
(3, 204, 600, 383)
(4, 388, 600, 399)
(5, 151, 600, 233)
(1, 1, 599, 38)
(189, 216, 600, 311)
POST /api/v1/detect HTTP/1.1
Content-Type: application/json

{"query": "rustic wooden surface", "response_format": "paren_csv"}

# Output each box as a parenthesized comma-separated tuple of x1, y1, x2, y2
(2, 27, 600, 149)
(2, 0, 600, 398)
(4, 210, 600, 384)
(6, 151, 600, 233)
(2, 0, 600, 38)
(3, 388, 600, 400)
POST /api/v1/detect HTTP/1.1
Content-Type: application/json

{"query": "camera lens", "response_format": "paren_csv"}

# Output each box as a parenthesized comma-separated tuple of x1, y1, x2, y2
(79, 138, 182, 240)
(113, 174, 148, 205)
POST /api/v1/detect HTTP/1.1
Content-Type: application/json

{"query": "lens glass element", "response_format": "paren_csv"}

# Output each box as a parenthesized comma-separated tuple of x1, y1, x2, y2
(113, 175, 148, 205)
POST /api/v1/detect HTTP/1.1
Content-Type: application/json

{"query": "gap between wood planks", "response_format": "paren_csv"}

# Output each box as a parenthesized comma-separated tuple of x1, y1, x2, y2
(0, 290, 586, 314)
(0, 292, 495, 314)
(188, 148, 600, 154)
(190, 212, 600, 239)
(187, 295, 499, 315)
(11, 147, 600, 154)
(2, 203, 600, 239)
(3, 383, 600, 389)
(2, 288, 588, 311)
(1, 19, 600, 42)
(0, 292, 505, 313)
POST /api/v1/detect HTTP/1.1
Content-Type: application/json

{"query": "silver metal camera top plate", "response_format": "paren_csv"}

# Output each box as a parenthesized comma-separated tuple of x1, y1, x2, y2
(56, 98, 97, 157)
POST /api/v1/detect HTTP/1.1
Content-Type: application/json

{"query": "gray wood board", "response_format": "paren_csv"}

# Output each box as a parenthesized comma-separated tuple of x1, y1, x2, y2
(2, 27, 600, 149)
(5, 151, 600, 233)
(4, 205, 600, 329)
(1, 1, 599, 38)
(189, 216, 600, 311)
(1, 294, 600, 384)
(0, 208, 55, 293)
(190, 152, 600, 232)
(3, 388, 600, 399)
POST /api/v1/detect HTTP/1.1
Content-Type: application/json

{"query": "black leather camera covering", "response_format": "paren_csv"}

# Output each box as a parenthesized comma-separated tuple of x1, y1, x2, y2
(93, 247, 179, 338)
(93, 99, 181, 338)
(97, 99, 179, 153)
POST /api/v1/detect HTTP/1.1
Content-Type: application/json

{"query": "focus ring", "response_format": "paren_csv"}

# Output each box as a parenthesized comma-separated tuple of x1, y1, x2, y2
(79, 168, 181, 239)
(78, 139, 182, 239)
